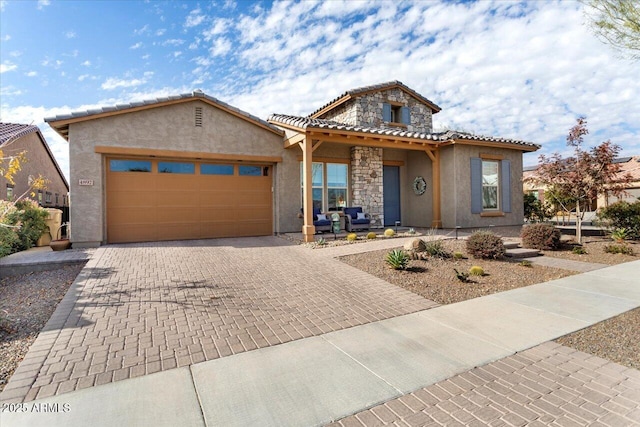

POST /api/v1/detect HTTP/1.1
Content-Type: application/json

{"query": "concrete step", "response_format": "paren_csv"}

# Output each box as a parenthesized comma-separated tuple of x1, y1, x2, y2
(503, 241, 520, 250)
(505, 248, 541, 258)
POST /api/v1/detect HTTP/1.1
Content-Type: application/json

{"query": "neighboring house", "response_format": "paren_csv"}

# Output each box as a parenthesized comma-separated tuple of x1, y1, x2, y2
(45, 81, 539, 247)
(523, 155, 640, 211)
(0, 122, 69, 208)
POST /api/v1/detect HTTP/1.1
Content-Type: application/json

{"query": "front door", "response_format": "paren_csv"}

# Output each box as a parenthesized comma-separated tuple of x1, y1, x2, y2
(383, 165, 401, 226)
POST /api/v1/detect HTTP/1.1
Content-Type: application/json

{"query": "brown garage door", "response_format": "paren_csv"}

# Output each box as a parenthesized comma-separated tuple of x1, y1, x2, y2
(106, 158, 273, 243)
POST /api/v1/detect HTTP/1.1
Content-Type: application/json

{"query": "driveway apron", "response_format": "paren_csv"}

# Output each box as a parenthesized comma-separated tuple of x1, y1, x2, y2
(1, 236, 436, 403)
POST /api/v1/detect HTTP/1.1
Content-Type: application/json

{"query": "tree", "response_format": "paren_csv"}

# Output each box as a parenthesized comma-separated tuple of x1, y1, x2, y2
(534, 117, 633, 243)
(581, 0, 640, 60)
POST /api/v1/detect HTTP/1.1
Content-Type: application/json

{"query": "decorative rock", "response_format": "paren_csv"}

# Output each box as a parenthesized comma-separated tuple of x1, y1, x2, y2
(404, 238, 427, 252)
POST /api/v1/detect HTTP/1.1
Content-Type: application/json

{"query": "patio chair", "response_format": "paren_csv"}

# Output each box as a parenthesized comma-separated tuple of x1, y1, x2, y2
(343, 207, 371, 232)
(300, 207, 332, 233)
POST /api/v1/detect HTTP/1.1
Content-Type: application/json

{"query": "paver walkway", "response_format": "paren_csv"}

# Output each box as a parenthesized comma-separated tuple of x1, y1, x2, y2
(0, 236, 436, 403)
(331, 342, 640, 427)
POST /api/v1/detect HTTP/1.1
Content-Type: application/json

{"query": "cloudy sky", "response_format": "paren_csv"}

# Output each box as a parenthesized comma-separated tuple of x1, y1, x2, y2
(1, 0, 638, 180)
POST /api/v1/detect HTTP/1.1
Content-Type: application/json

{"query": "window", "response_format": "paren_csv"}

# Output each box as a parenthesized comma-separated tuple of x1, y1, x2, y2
(37, 191, 43, 204)
(201, 164, 234, 175)
(55, 193, 59, 205)
(63, 195, 68, 206)
(300, 162, 348, 211)
(6, 185, 13, 200)
(327, 163, 348, 211)
(470, 157, 511, 214)
(239, 165, 268, 176)
(482, 160, 499, 210)
(110, 159, 151, 172)
(45, 192, 52, 204)
(383, 103, 410, 125)
(158, 162, 195, 174)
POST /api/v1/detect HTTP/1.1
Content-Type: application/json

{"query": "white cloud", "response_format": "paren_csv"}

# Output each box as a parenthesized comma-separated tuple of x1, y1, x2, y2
(0, 61, 17, 73)
(130, 42, 143, 50)
(37, 0, 50, 10)
(203, 18, 229, 41)
(185, 8, 205, 28)
(156, 29, 166, 36)
(64, 30, 76, 39)
(81, 60, 91, 67)
(1, 34, 10, 42)
(162, 39, 185, 47)
(25, 71, 37, 77)
(134, 24, 150, 36)
(209, 38, 231, 56)
(0, 1, 6, 12)
(78, 74, 89, 81)
(101, 72, 153, 90)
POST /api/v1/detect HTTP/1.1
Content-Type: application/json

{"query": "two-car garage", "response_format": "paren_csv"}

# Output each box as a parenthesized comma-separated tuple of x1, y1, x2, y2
(106, 157, 273, 243)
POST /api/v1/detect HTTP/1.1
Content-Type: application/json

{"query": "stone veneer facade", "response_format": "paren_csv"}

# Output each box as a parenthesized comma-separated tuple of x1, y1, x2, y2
(319, 88, 434, 133)
(350, 146, 384, 227)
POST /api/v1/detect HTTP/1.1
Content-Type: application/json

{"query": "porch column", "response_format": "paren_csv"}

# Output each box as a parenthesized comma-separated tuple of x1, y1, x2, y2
(300, 136, 315, 242)
(426, 149, 442, 228)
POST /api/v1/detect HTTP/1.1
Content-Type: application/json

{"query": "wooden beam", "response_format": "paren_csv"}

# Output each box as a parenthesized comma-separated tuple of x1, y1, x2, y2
(300, 136, 315, 242)
(312, 140, 324, 152)
(430, 150, 442, 228)
(306, 131, 439, 151)
(284, 133, 306, 149)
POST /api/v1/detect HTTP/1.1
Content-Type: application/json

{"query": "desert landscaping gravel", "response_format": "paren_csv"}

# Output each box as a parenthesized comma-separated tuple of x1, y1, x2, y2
(0, 264, 85, 392)
(540, 238, 637, 265)
(339, 239, 574, 305)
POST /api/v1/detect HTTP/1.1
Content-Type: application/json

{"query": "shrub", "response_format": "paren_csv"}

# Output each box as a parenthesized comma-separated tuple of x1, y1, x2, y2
(407, 228, 416, 235)
(1, 199, 48, 256)
(424, 239, 452, 259)
(346, 233, 357, 242)
(572, 245, 587, 255)
(366, 232, 377, 240)
(384, 228, 395, 237)
(604, 244, 634, 255)
(611, 228, 628, 243)
(519, 260, 533, 267)
(453, 251, 466, 259)
(386, 249, 409, 270)
(466, 231, 505, 260)
(521, 224, 562, 250)
(524, 192, 553, 223)
(469, 266, 484, 276)
(317, 237, 327, 246)
(597, 201, 640, 240)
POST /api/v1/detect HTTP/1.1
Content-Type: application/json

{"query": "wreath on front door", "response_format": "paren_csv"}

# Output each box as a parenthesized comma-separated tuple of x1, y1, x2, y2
(413, 176, 427, 195)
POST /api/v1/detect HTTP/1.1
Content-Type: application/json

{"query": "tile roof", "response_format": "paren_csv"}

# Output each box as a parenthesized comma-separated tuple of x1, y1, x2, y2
(308, 80, 442, 118)
(268, 114, 539, 149)
(0, 122, 39, 146)
(44, 90, 283, 136)
(523, 155, 640, 182)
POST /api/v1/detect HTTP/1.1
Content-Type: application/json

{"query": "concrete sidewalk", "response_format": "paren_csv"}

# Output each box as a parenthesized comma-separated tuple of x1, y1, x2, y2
(2, 259, 638, 427)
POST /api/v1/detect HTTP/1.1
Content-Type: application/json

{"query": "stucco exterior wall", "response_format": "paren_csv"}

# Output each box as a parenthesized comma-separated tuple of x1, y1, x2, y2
(319, 88, 434, 133)
(67, 100, 294, 246)
(440, 144, 525, 229)
(404, 152, 433, 227)
(0, 131, 68, 207)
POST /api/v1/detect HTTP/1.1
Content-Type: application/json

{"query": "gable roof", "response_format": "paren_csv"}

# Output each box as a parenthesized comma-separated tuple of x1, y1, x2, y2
(268, 114, 539, 151)
(45, 90, 284, 140)
(0, 122, 69, 191)
(308, 80, 442, 119)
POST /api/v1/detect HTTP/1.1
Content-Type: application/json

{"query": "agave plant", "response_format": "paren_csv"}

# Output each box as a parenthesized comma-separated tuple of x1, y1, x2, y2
(385, 249, 409, 270)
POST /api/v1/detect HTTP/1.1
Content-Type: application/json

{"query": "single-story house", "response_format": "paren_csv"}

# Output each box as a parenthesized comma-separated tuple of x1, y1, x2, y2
(523, 155, 640, 211)
(1, 122, 69, 208)
(45, 81, 539, 247)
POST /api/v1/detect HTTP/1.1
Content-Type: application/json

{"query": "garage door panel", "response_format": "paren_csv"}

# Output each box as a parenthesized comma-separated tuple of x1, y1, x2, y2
(200, 191, 236, 206)
(109, 224, 157, 243)
(109, 173, 156, 191)
(108, 207, 156, 224)
(108, 191, 155, 208)
(156, 208, 200, 222)
(107, 158, 272, 243)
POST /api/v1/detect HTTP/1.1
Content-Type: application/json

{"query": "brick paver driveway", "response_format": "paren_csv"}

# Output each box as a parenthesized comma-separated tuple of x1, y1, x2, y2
(3, 236, 436, 402)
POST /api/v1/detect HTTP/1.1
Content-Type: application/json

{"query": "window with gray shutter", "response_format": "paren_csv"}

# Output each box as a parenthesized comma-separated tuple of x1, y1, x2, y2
(470, 158, 483, 214)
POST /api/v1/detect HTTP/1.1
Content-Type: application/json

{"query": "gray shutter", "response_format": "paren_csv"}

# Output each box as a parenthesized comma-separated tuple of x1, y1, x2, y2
(401, 106, 410, 125)
(471, 157, 482, 214)
(382, 103, 391, 122)
(501, 159, 511, 213)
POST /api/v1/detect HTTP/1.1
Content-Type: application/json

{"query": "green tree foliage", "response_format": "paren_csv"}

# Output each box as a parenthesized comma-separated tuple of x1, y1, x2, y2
(582, 0, 640, 60)
(597, 200, 640, 239)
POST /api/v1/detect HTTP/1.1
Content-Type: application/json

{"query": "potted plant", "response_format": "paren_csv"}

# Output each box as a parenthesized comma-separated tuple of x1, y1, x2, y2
(50, 223, 71, 251)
